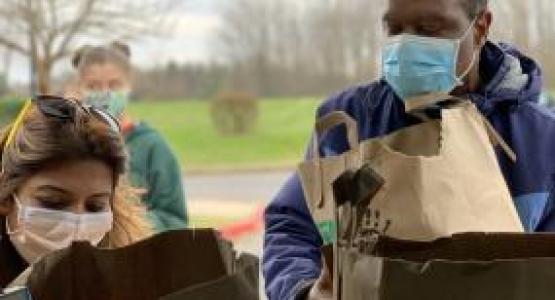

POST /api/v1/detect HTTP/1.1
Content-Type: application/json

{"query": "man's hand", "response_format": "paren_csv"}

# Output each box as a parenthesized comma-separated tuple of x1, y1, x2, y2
(307, 254, 333, 300)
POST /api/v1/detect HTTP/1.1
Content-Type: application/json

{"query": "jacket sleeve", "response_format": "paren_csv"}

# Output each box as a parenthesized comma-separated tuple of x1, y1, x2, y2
(536, 178, 555, 232)
(145, 136, 189, 232)
(263, 174, 323, 300)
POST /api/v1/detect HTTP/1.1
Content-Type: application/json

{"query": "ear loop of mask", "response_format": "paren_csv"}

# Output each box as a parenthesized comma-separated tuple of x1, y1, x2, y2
(6, 195, 26, 242)
(455, 49, 478, 86)
(454, 18, 481, 87)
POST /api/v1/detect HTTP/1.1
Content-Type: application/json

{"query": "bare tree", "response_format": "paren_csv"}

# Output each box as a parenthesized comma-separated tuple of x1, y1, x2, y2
(306, 0, 386, 84)
(2, 49, 12, 78)
(215, 0, 301, 94)
(0, 0, 182, 94)
(214, 0, 555, 97)
(216, 0, 386, 96)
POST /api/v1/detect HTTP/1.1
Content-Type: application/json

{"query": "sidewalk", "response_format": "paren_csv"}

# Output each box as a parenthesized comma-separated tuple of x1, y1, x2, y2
(185, 170, 292, 203)
(189, 199, 260, 219)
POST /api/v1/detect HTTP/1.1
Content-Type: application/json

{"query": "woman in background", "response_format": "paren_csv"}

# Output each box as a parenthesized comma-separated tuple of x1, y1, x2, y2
(71, 42, 188, 233)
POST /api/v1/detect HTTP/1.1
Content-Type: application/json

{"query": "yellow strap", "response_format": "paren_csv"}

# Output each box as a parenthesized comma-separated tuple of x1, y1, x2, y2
(4, 99, 33, 149)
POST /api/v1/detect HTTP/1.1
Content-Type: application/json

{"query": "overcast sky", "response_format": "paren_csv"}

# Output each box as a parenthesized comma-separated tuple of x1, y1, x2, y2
(4, 0, 223, 85)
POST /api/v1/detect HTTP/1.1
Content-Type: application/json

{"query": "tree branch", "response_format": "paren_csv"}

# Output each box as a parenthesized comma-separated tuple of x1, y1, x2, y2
(53, 0, 98, 60)
(0, 37, 28, 54)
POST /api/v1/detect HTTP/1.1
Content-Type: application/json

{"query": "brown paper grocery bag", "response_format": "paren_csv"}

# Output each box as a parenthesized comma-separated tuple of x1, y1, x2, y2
(341, 233, 555, 300)
(299, 99, 523, 244)
(160, 253, 259, 300)
(298, 112, 361, 245)
(23, 229, 259, 300)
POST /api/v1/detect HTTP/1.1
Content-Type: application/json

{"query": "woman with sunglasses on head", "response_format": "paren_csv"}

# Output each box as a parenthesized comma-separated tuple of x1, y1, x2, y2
(0, 96, 152, 287)
(71, 42, 188, 233)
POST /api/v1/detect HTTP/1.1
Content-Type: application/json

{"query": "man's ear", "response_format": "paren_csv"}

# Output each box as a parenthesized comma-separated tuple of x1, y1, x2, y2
(475, 10, 493, 47)
(0, 197, 15, 216)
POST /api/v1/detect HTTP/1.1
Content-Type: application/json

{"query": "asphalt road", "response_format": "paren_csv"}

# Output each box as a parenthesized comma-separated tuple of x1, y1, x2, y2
(185, 170, 294, 203)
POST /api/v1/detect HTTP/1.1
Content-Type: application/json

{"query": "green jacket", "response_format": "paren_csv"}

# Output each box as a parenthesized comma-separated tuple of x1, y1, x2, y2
(125, 122, 188, 232)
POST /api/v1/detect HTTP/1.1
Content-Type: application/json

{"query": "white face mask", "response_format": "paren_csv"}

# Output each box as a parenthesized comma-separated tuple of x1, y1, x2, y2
(6, 195, 113, 264)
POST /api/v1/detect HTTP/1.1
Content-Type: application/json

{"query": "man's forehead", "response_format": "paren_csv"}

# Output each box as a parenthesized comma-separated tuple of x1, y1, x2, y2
(385, 0, 467, 22)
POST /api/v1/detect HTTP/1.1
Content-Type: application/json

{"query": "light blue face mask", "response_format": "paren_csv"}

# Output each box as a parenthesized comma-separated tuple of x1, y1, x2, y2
(84, 90, 130, 119)
(382, 20, 478, 100)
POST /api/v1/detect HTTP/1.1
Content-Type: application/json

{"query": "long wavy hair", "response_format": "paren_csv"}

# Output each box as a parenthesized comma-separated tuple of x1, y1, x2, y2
(0, 101, 152, 248)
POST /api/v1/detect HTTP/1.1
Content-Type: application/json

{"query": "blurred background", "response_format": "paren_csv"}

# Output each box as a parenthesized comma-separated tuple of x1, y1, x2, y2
(0, 0, 554, 259)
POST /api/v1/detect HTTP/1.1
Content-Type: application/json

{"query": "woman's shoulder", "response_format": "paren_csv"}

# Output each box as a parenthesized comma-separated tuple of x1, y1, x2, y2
(125, 122, 176, 158)
(126, 122, 166, 144)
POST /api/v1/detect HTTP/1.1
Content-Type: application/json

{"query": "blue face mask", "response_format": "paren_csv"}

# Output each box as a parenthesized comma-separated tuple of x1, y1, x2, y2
(382, 21, 478, 100)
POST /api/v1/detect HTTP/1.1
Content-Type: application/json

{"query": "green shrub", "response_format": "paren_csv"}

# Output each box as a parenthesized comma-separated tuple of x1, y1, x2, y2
(210, 91, 259, 135)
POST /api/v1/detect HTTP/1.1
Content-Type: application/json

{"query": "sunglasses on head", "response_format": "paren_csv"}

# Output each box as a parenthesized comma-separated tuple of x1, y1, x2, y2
(3, 95, 121, 151)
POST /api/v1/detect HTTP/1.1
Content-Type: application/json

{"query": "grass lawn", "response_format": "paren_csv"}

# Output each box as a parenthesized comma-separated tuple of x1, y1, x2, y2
(128, 98, 322, 172)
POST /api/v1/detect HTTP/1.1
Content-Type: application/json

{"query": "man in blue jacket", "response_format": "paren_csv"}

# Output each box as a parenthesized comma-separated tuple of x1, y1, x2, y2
(263, 0, 555, 299)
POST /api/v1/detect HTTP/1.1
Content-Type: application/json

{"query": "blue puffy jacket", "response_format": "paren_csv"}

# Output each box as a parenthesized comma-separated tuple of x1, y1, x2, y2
(263, 41, 555, 300)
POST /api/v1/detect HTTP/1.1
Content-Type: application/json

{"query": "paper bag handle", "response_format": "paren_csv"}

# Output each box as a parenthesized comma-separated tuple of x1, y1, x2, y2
(410, 96, 517, 162)
(482, 116, 517, 162)
(312, 111, 359, 159)
(440, 97, 517, 162)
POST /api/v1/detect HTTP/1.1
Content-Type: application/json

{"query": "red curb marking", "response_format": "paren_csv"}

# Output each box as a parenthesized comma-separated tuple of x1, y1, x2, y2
(219, 204, 265, 240)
